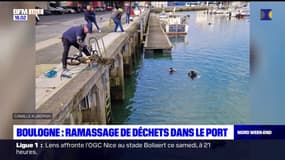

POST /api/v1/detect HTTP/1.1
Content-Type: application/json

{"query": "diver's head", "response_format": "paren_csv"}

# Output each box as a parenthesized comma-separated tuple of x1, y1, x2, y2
(169, 67, 176, 73)
(188, 70, 198, 79)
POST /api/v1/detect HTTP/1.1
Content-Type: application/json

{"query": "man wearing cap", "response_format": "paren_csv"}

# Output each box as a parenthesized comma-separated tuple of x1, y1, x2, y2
(112, 8, 124, 32)
(61, 24, 90, 70)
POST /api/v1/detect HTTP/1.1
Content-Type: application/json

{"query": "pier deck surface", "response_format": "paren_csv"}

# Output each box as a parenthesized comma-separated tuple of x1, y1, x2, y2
(144, 13, 172, 51)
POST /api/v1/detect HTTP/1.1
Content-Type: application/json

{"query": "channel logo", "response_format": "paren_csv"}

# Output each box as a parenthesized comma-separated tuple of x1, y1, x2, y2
(13, 15, 28, 21)
(12, 9, 43, 22)
(260, 9, 272, 21)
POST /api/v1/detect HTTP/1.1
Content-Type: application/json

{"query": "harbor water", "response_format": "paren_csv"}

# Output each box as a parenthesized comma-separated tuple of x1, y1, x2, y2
(112, 11, 249, 124)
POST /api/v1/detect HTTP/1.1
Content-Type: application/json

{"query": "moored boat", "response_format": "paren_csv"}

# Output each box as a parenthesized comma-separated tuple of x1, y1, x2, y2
(162, 14, 189, 35)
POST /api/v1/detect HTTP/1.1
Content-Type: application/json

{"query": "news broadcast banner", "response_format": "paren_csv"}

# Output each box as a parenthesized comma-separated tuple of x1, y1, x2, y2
(14, 125, 285, 140)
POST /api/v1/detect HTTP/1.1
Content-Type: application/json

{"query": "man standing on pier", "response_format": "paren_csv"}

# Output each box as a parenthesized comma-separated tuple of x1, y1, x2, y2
(126, 4, 131, 25)
(112, 8, 124, 32)
(90, 6, 102, 32)
(61, 24, 91, 70)
(84, 5, 94, 33)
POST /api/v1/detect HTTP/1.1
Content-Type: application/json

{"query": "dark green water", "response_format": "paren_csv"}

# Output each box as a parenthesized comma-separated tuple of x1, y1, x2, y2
(112, 11, 249, 124)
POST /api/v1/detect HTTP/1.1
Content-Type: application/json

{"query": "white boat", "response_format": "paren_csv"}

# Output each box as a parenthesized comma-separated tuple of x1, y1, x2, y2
(214, 9, 229, 15)
(230, 6, 250, 18)
(240, 8, 250, 16)
(159, 12, 168, 19)
(159, 7, 189, 35)
(159, 10, 169, 23)
(165, 14, 189, 35)
(235, 9, 250, 18)
(159, 8, 169, 21)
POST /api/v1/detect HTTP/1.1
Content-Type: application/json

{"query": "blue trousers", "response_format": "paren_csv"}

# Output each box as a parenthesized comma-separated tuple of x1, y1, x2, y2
(126, 13, 130, 24)
(92, 17, 100, 30)
(113, 18, 124, 32)
(86, 19, 100, 33)
(62, 38, 90, 69)
(87, 21, 92, 33)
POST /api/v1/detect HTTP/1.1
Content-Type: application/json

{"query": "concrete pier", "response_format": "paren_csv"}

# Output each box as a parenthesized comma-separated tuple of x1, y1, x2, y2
(35, 10, 150, 124)
(144, 13, 173, 54)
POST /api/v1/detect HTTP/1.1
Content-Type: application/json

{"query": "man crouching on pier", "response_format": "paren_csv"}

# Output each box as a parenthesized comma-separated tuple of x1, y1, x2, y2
(61, 24, 90, 70)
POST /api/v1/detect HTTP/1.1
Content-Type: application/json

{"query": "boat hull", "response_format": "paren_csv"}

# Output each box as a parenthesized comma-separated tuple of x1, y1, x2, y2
(165, 24, 189, 35)
(166, 32, 187, 35)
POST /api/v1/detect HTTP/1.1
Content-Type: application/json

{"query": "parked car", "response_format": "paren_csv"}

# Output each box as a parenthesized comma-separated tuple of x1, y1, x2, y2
(74, 7, 82, 13)
(56, 7, 66, 14)
(44, 9, 52, 15)
(49, 7, 65, 14)
(105, 6, 113, 11)
(94, 7, 105, 12)
(62, 7, 76, 14)
(35, 6, 52, 16)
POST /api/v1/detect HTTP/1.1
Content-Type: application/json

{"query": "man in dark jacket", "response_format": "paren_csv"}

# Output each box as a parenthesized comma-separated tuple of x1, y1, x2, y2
(90, 7, 101, 32)
(84, 5, 94, 33)
(61, 24, 90, 69)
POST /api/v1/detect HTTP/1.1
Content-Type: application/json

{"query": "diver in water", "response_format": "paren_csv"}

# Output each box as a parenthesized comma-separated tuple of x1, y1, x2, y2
(168, 67, 176, 74)
(188, 70, 199, 80)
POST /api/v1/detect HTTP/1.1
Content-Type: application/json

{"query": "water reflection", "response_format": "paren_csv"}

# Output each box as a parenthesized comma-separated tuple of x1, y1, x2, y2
(144, 52, 172, 59)
(168, 35, 189, 46)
